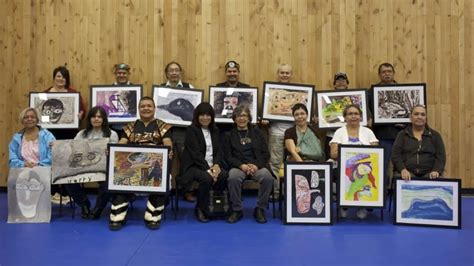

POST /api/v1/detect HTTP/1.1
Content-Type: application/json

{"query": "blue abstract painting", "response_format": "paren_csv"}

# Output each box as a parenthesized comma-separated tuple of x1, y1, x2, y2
(400, 185, 453, 221)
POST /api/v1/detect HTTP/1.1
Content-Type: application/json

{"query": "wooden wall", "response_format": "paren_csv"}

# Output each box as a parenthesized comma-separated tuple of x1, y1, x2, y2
(0, 0, 472, 188)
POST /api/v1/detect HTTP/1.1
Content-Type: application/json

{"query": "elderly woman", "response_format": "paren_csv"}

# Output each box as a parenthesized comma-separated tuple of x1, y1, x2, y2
(9, 108, 56, 168)
(224, 105, 273, 224)
(391, 105, 446, 180)
(284, 103, 324, 162)
(329, 104, 378, 219)
(180, 103, 228, 222)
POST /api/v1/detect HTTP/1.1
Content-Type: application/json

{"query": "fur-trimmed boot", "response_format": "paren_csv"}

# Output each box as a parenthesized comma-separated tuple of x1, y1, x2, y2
(144, 201, 164, 230)
(109, 201, 129, 231)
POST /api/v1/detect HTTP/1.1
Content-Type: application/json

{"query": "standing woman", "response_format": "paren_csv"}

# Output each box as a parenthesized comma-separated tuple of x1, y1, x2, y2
(180, 103, 228, 222)
(284, 103, 324, 162)
(9, 108, 56, 168)
(66, 106, 119, 219)
(330, 104, 379, 219)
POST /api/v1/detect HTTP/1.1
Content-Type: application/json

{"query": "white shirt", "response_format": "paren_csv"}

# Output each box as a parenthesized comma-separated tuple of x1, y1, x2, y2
(330, 126, 378, 145)
(165, 80, 194, 88)
(269, 121, 293, 135)
(201, 128, 213, 167)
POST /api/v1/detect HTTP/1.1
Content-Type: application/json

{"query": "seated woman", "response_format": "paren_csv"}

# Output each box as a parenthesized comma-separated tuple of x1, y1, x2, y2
(9, 107, 56, 168)
(180, 103, 228, 222)
(284, 103, 324, 162)
(66, 106, 119, 219)
(329, 104, 378, 219)
(392, 105, 446, 180)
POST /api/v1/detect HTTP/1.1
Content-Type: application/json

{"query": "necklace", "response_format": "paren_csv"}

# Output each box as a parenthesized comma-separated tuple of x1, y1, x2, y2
(238, 129, 250, 145)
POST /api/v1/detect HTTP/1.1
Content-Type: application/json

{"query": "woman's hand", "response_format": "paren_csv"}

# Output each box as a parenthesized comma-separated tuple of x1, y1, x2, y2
(24, 161, 37, 168)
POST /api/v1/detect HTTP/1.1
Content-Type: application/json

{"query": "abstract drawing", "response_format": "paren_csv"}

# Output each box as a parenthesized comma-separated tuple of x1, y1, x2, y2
(153, 86, 203, 126)
(51, 139, 108, 184)
(90, 85, 142, 123)
(29, 92, 80, 129)
(338, 145, 384, 207)
(7, 167, 51, 223)
(285, 162, 332, 224)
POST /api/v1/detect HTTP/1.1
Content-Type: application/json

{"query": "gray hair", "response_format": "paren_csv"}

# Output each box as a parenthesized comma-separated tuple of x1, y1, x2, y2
(18, 107, 40, 124)
(232, 105, 252, 123)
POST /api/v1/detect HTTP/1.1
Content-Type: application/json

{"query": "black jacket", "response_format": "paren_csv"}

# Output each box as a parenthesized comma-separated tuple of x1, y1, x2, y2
(391, 125, 446, 176)
(224, 125, 270, 169)
(180, 124, 222, 173)
(215, 81, 250, 88)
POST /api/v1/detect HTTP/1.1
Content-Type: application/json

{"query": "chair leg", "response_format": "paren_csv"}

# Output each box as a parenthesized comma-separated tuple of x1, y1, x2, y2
(388, 177, 396, 212)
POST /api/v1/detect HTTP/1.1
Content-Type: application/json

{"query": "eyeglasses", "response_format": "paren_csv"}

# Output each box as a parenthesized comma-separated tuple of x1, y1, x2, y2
(237, 114, 249, 118)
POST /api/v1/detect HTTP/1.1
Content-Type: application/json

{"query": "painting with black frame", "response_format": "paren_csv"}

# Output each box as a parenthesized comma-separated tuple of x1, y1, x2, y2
(90, 84, 142, 124)
(262, 81, 314, 122)
(284, 162, 332, 224)
(372, 83, 426, 124)
(209, 86, 258, 124)
(152, 86, 203, 127)
(106, 144, 170, 194)
(29, 92, 80, 129)
(337, 145, 385, 209)
(394, 177, 461, 229)
(315, 88, 368, 129)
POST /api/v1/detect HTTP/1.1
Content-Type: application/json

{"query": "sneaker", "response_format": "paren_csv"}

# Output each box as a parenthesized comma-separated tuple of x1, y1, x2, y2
(61, 196, 71, 205)
(356, 208, 368, 219)
(340, 208, 348, 218)
(253, 207, 267, 224)
(227, 211, 243, 224)
(51, 193, 61, 205)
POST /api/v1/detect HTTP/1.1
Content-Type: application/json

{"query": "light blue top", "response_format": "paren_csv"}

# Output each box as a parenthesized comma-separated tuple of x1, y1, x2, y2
(9, 127, 56, 168)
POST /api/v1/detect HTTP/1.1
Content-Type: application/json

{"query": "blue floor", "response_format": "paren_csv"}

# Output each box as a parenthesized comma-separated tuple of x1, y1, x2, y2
(0, 192, 473, 266)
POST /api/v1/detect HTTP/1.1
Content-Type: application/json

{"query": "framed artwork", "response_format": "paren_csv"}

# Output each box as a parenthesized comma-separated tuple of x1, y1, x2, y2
(394, 178, 461, 229)
(209, 86, 258, 124)
(262, 82, 314, 122)
(316, 89, 368, 129)
(51, 139, 108, 184)
(29, 92, 80, 129)
(90, 85, 142, 123)
(7, 167, 51, 223)
(152, 86, 203, 126)
(372, 83, 426, 124)
(107, 144, 170, 194)
(338, 145, 385, 208)
(285, 162, 332, 224)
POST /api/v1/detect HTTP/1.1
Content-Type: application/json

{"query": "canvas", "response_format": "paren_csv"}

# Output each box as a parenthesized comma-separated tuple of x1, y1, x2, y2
(153, 86, 203, 126)
(29, 92, 80, 129)
(395, 178, 461, 228)
(338, 145, 385, 207)
(51, 139, 108, 184)
(372, 83, 426, 124)
(262, 82, 314, 122)
(209, 87, 258, 123)
(90, 85, 142, 123)
(285, 162, 332, 224)
(107, 144, 170, 194)
(316, 89, 368, 129)
(7, 167, 51, 223)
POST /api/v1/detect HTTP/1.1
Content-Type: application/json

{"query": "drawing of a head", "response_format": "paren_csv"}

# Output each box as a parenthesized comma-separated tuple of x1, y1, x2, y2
(15, 170, 44, 218)
(68, 141, 101, 168)
(41, 98, 64, 123)
(356, 163, 372, 176)
(223, 92, 239, 117)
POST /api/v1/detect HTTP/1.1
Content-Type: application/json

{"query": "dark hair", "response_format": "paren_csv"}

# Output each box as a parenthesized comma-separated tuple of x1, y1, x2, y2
(53, 66, 71, 89)
(192, 102, 216, 129)
(343, 104, 363, 117)
(83, 106, 111, 138)
(378, 62, 395, 74)
(292, 103, 308, 115)
(139, 96, 156, 106)
(165, 61, 183, 79)
(232, 105, 252, 123)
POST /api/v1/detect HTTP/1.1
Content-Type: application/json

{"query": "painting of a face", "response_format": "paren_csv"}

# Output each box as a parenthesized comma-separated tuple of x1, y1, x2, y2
(42, 99, 64, 123)
(223, 95, 239, 117)
(15, 170, 44, 218)
(68, 141, 102, 169)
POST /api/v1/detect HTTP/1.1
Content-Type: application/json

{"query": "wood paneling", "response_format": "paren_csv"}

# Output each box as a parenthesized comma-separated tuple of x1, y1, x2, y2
(0, 0, 472, 187)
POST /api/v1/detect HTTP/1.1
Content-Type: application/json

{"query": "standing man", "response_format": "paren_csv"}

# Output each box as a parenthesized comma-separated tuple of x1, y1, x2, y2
(109, 96, 172, 231)
(114, 63, 132, 85)
(160, 61, 196, 202)
(216, 60, 250, 88)
(369, 62, 403, 187)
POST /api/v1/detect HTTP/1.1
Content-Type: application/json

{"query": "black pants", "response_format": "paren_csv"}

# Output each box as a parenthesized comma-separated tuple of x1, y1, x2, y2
(65, 181, 110, 209)
(181, 167, 228, 213)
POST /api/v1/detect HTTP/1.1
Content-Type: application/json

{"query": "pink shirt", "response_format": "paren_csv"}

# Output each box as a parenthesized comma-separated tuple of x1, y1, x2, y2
(21, 139, 40, 165)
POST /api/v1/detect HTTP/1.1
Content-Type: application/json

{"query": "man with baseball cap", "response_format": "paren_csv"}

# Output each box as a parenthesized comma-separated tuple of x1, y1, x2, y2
(216, 60, 250, 88)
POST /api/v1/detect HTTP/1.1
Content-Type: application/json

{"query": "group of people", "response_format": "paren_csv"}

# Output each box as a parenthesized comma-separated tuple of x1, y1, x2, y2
(8, 60, 446, 230)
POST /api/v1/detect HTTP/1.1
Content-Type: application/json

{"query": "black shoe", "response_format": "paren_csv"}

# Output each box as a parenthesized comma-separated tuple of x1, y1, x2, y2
(253, 207, 267, 224)
(109, 220, 126, 231)
(89, 207, 103, 220)
(183, 192, 196, 203)
(81, 200, 91, 220)
(227, 211, 243, 224)
(144, 220, 161, 230)
(195, 208, 209, 223)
